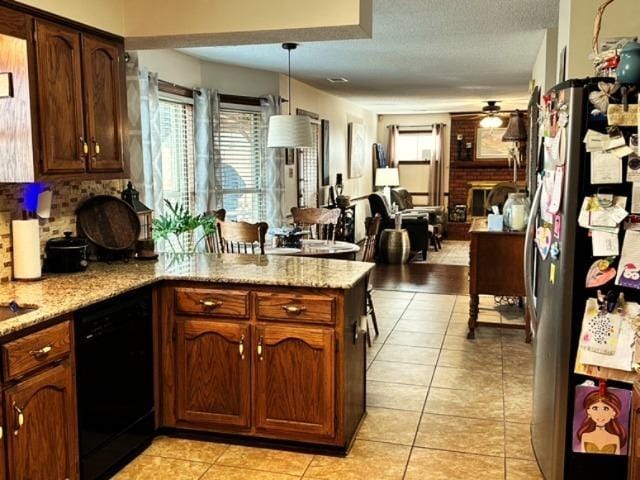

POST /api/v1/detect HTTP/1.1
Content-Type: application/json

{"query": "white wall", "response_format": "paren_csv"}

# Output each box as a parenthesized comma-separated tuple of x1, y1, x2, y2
(558, 0, 640, 79)
(532, 28, 558, 94)
(281, 76, 377, 241)
(136, 49, 279, 97)
(377, 113, 452, 206)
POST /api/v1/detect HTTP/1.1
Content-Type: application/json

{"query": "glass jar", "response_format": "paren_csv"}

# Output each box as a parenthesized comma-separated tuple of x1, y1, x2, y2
(503, 193, 530, 232)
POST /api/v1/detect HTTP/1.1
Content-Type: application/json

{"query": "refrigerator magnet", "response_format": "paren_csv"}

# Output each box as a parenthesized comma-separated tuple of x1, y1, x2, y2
(572, 382, 631, 456)
(586, 258, 617, 288)
(535, 226, 552, 260)
(553, 213, 562, 239)
(547, 165, 564, 214)
(550, 241, 560, 260)
(550, 263, 557, 284)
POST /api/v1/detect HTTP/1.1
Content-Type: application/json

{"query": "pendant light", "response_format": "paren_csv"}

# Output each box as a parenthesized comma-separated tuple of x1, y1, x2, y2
(267, 43, 313, 148)
(479, 100, 503, 129)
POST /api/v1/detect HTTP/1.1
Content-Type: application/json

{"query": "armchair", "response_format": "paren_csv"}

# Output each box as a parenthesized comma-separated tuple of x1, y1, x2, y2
(368, 192, 432, 261)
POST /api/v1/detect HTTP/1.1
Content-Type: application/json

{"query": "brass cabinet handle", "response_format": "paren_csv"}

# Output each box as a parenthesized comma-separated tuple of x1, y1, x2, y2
(80, 137, 89, 157)
(13, 403, 23, 436)
(282, 304, 306, 314)
(29, 344, 52, 358)
(0, 426, 3, 440)
(239, 334, 245, 360)
(199, 299, 223, 308)
(93, 139, 101, 155)
(257, 336, 263, 361)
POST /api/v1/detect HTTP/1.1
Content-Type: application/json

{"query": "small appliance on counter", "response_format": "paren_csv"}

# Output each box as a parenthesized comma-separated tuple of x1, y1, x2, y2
(44, 232, 89, 273)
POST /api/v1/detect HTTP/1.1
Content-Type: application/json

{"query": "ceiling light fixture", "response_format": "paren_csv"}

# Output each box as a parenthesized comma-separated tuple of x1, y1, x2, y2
(267, 43, 313, 148)
(479, 100, 503, 129)
(327, 77, 349, 83)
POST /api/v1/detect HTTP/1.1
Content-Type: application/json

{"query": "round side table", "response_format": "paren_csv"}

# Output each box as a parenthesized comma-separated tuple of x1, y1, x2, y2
(379, 228, 410, 264)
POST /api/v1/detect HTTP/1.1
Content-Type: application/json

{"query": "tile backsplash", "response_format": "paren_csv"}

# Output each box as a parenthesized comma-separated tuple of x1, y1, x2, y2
(0, 180, 125, 282)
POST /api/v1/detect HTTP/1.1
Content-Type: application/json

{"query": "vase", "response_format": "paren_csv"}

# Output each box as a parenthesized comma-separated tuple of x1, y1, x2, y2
(617, 40, 640, 84)
(503, 193, 530, 232)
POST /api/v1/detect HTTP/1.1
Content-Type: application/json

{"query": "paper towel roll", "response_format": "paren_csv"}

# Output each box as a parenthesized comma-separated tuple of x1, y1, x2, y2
(12, 219, 41, 280)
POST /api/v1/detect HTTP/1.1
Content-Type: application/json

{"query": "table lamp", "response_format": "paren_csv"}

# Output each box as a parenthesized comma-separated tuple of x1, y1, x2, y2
(375, 167, 400, 206)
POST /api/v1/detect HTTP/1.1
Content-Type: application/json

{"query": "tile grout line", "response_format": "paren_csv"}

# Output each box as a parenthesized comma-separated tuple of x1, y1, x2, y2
(399, 296, 451, 480)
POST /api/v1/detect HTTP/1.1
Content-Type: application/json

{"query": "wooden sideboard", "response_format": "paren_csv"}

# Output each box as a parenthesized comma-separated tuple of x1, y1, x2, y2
(467, 218, 531, 342)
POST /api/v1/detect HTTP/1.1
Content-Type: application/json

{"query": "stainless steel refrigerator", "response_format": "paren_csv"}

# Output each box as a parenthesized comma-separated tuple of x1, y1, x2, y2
(526, 78, 637, 479)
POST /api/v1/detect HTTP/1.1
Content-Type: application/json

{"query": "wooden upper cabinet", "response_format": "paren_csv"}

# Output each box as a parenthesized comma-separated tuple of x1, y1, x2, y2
(175, 319, 251, 430)
(82, 35, 125, 173)
(254, 324, 335, 439)
(4, 360, 79, 480)
(34, 20, 86, 175)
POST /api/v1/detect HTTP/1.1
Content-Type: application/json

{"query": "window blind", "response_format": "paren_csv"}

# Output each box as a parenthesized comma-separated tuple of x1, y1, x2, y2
(159, 98, 196, 249)
(218, 107, 266, 222)
(159, 99, 195, 212)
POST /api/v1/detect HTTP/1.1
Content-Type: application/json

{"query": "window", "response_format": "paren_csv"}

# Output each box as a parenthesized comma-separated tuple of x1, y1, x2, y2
(159, 98, 195, 211)
(297, 122, 320, 208)
(396, 131, 435, 162)
(218, 105, 265, 222)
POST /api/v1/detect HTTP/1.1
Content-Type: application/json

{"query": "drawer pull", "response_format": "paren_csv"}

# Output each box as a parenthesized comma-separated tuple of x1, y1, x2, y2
(282, 304, 306, 314)
(239, 334, 245, 360)
(80, 137, 89, 156)
(29, 344, 52, 357)
(257, 336, 263, 361)
(13, 404, 23, 436)
(199, 299, 223, 308)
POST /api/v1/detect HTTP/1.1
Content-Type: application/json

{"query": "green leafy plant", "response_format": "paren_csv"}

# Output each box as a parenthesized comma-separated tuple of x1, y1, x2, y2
(152, 200, 217, 253)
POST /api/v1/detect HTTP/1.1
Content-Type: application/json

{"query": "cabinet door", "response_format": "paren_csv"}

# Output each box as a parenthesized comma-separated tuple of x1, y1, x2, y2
(4, 360, 78, 480)
(34, 20, 86, 174)
(175, 319, 251, 429)
(254, 324, 335, 439)
(82, 34, 125, 173)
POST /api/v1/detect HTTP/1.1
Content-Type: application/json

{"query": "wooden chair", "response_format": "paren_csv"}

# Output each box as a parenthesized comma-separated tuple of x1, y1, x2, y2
(363, 214, 382, 347)
(291, 207, 341, 241)
(216, 220, 268, 255)
(204, 209, 226, 253)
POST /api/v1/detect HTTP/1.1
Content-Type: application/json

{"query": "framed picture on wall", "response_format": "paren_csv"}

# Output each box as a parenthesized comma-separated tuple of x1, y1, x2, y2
(348, 122, 366, 178)
(321, 119, 330, 186)
(475, 127, 510, 159)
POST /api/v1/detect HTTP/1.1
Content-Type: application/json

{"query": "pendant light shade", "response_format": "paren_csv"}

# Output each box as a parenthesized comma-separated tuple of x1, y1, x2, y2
(267, 114, 313, 148)
(268, 42, 313, 148)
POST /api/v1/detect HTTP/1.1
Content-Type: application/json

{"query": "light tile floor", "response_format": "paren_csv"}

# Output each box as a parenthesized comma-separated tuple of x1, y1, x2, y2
(112, 291, 540, 480)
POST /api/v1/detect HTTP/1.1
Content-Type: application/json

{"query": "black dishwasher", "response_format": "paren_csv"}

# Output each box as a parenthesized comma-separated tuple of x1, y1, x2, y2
(75, 287, 155, 480)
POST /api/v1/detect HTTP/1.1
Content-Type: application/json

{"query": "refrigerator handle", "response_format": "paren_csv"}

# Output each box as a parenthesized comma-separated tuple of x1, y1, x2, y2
(524, 180, 543, 337)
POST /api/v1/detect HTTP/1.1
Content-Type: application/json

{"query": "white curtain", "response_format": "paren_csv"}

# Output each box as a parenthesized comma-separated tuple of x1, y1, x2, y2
(260, 95, 283, 228)
(430, 123, 446, 206)
(127, 53, 163, 214)
(194, 88, 221, 215)
(387, 124, 400, 167)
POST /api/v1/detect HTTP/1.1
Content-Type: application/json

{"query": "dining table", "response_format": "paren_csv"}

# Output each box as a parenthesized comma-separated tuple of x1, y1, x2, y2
(264, 239, 360, 260)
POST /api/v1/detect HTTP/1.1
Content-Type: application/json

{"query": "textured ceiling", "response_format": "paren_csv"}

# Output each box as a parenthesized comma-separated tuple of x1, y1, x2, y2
(180, 0, 559, 114)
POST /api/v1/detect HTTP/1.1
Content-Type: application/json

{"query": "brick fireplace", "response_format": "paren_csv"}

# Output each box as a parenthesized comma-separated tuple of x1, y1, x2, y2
(447, 113, 527, 240)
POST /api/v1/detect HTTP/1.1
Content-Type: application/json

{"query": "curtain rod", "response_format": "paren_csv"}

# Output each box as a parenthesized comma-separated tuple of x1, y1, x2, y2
(156, 78, 268, 104)
(387, 124, 434, 129)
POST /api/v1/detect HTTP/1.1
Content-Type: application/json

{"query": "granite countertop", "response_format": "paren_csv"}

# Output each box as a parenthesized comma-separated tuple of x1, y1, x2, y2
(0, 253, 374, 338)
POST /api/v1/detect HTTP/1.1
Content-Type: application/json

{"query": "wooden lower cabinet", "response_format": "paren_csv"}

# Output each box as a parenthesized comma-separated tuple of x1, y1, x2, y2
(175, 318, 251, 430)
(254, 324, 335, 439)
(161, 283, 367, 450)
(4, 360, 78, 480)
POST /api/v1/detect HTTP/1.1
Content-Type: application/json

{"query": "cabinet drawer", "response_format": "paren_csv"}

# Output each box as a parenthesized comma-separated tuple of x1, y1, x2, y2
(2, 321, 71, 381)
(174, 288, 249, 319)
(255, 293, 335, 325)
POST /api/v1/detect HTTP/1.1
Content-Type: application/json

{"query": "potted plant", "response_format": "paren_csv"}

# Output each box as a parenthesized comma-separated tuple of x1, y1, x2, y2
(152, 200, 217, 254)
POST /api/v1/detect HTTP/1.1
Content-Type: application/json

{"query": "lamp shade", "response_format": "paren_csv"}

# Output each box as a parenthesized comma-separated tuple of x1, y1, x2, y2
(267, 114, 313, 148)
(375, 167, 400, 187)
(502, 110, 527, 142)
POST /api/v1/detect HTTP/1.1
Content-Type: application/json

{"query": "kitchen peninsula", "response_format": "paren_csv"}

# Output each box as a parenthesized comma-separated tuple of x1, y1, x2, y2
(0, 254, 372, 479)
